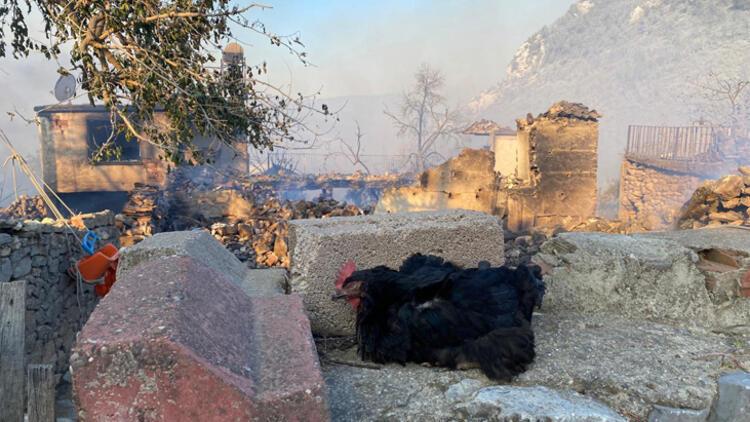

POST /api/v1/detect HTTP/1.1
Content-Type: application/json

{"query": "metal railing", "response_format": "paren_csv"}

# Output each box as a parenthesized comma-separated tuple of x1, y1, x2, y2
(624, 125, 732, 162)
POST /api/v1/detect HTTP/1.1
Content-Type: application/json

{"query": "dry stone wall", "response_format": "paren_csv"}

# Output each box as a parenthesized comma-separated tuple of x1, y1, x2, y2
(618, 159, 704, 229)
(510, 102, 599, 230)
(0, 211, 118, 382)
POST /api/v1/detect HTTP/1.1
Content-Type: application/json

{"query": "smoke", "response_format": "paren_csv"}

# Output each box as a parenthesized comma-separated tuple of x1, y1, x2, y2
(252, 1, 574, 103)
(0, 1, 574, 202)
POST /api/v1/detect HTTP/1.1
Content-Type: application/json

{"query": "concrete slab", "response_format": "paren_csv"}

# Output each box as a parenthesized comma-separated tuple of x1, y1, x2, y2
(72, 256, 328, 421)
(536, 229, 750, 331)
(517, 314, 729, 420)
(535, 232, 716, 326)
(636, 227, 750, 254)
(320, 313, 734, 421)
(639, 228, 750, 331)
(288, 210, 504, 336)
(117, 230, 283, 296)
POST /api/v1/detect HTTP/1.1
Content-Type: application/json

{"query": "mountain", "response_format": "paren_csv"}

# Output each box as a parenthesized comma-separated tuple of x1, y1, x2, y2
(469, 0, 750, 183)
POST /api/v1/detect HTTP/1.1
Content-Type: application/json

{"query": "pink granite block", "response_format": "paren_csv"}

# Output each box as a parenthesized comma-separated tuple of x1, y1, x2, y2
(71, 256, 328, 421)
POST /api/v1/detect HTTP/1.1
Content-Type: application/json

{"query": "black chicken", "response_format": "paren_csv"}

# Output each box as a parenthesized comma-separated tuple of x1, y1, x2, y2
(332, 254, 545, 380)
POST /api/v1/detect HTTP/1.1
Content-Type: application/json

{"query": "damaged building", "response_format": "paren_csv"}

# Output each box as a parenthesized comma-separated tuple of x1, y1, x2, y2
(376, 101, 600, 231)
(34, 104, 249, 214)
(618, 125, 750, 229)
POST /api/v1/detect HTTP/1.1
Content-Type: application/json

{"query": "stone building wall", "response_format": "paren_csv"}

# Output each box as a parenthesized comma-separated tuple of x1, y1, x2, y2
(618, 159, 705, 229)
(0, 211, 119, 382)
(36, 106, 169, 193)
(35, 104, 249, 195)
(375, 149, 503, 215)
(510, 103, 599, 230)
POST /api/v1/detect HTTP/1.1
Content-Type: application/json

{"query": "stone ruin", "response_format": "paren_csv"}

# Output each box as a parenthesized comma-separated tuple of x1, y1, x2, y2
(4, 105, 750, 421)
(619, 125, 750, 229)
(377, 101, 600, 232)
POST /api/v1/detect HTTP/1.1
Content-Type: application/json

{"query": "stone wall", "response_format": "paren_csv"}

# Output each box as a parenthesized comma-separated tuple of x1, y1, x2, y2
(0, 211, 119, 382)
(522, 107, 598, 219)
(618, 159, 705, 229)
(376, 149, 503, 215)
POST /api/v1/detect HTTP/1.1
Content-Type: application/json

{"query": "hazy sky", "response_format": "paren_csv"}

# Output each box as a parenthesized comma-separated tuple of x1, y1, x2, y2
(0, 0, 574, 165)
(252, 0, 574, 102)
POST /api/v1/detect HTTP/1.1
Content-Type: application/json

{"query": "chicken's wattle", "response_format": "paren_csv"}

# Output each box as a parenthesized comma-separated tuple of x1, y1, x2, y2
(335, 260, 360, 308)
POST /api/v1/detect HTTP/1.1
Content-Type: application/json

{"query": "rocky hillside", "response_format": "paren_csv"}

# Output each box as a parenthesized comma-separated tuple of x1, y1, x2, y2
(470, 0, 750, 182)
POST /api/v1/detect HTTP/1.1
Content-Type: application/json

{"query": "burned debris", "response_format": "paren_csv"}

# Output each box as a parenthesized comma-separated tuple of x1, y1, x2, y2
(115, 170, 396, 269)
(677, 169, 750, 229)
(0, 195, 50, 220)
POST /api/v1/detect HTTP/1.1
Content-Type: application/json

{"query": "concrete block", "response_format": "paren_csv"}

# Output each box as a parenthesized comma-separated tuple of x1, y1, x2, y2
(457, 386, 626, 422)
(636, 227, 750, 255)
(288, 210, 504, 335)
(648, 405, 709, 422)
(72, 256, 328, 421)
(117, 230, 282, 297)
(709, 371, 750, 422)
(246, 268, 289, 294)
(535, 232, 716, 326)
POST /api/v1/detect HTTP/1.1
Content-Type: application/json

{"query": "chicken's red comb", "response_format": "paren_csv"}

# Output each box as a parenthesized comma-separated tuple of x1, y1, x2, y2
(335, 260, 357, 289)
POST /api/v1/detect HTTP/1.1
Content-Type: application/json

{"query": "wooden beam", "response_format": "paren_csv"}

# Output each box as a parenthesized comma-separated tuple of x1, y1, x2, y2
(0, 281, 26, 422)
(26, 364, 55, 422)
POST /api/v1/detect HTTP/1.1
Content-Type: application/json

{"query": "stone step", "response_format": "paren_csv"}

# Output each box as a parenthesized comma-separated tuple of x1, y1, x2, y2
(534, 230, 750, 330)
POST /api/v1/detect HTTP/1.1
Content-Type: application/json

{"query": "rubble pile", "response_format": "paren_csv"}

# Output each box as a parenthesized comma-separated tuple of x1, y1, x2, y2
(117, 184, 167, 246)
(116, 171, 368, 268)
(540, 101, 601, 121)
(677, 168, 750, 229)
(503, 231, 548, 268)
(207, 198, 364, 268)
(0, 195, 50, 220)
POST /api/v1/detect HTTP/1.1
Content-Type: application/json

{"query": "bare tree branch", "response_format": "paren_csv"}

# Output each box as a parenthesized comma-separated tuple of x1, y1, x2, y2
(384, 64, 462, 173)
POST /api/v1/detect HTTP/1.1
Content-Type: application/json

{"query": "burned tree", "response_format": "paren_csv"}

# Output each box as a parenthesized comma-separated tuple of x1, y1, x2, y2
(327, 122, 371, 175)
(691, 71, 750, 135)
(384, 64, 461, 173)
(0, 1, 328, 163)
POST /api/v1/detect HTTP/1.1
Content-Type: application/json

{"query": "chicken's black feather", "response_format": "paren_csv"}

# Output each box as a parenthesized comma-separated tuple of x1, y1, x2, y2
(344, 253, 545, 380)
